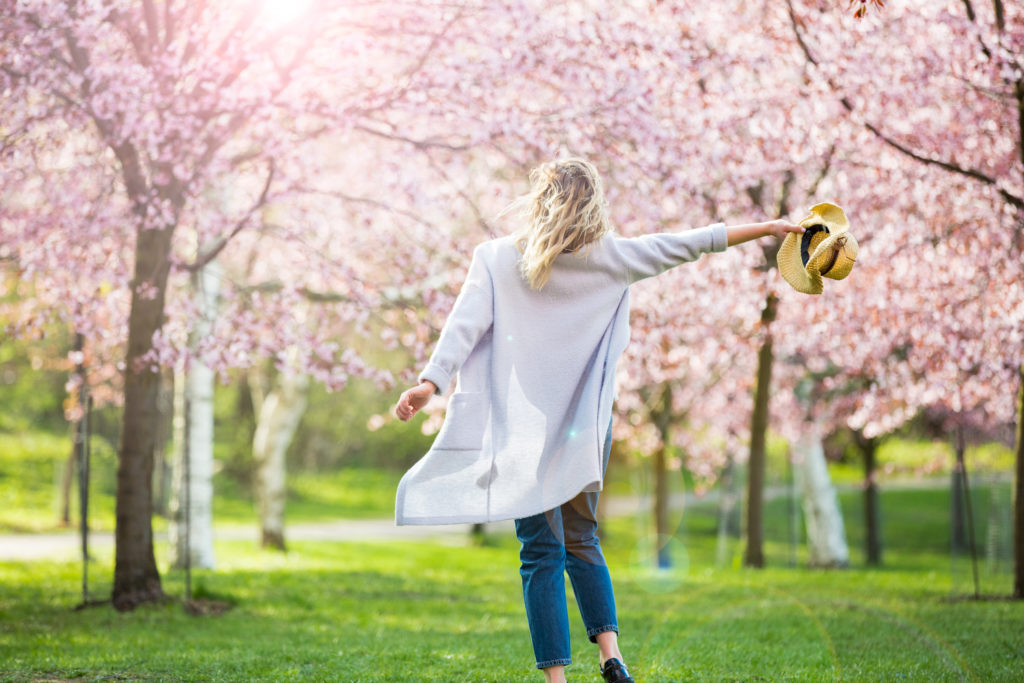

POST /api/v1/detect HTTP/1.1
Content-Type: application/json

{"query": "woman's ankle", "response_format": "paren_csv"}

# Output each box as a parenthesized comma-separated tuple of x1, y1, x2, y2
(542, 664, 567, 683)
(595, 630, 623, 666)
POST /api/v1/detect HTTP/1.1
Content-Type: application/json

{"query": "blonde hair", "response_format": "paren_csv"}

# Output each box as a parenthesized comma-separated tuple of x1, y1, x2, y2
(509, 158, 611, 290)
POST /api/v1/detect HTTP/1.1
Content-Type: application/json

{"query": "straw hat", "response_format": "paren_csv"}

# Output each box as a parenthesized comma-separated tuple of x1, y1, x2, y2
(777, 202, 858, 295)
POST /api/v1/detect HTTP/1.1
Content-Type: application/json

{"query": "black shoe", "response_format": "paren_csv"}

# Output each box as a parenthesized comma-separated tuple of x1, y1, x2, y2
(600, 657, 635, 683)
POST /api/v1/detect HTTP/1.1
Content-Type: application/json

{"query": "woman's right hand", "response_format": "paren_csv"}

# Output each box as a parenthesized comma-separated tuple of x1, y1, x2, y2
(395, 380, 438, 422)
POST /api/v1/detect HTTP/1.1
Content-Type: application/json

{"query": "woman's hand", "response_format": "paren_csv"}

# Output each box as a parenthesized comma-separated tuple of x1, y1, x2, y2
(765, 219, 805, 240)
(395, 380, 438, 422)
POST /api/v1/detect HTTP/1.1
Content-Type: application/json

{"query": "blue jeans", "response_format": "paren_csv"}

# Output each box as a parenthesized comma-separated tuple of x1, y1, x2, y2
(514, 421, 617, 669)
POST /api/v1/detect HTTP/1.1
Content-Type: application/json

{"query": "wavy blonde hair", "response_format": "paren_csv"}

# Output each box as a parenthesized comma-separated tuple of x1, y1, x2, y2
(509, 158, 612, 290)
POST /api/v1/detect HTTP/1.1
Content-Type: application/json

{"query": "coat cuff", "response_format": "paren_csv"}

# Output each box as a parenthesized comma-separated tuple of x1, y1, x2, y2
(709, 222, 728, 252)
(418, 362, 450, 396)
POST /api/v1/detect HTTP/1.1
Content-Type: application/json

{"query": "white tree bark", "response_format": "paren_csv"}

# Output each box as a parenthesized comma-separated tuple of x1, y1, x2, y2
(252, 347, 309, 550)
(168, 262, 220, 570)
(793, 423, 849, 568)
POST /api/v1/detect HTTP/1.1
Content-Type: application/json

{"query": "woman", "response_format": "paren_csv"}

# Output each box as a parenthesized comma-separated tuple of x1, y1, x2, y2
(395, 158, 803, 682)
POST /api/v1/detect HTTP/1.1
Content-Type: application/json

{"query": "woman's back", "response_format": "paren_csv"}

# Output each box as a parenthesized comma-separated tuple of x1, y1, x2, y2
(396, 222, 727, 524)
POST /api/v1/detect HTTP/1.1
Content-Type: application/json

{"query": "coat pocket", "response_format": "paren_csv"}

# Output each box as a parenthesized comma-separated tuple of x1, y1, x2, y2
(432, 392, 488, 451)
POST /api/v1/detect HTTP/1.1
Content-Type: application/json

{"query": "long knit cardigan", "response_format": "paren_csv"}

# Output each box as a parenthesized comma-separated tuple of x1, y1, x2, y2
(395, 223, 728, 525)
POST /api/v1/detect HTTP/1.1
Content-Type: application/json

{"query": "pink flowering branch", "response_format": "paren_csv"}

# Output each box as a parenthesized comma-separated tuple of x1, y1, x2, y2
(788, 0, 1023, 210)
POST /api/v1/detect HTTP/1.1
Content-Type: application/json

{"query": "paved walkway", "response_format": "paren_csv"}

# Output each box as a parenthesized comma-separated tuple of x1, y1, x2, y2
(0, 487, 770, 561)
(0, 478, 963, 561)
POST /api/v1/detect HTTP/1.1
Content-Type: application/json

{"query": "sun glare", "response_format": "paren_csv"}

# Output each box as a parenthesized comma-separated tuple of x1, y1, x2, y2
(258, 0, 315, 25)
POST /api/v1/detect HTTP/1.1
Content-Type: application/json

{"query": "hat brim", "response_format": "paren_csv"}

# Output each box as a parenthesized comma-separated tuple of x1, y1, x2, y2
(777, 203, 856, 294)
(805, 202, 849, 233)
(778, 231, 823, 294)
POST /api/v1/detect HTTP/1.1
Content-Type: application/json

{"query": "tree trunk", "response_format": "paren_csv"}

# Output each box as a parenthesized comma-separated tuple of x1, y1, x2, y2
(61, 332, 88, 525)
(793, 424, 849, 568)
(744, 292, 778, 569)
(113, 222, 174, 611)
(252, 351, 309, 550)
(951, 453, 967, 555)
(168, 264, 220, 569)
(856, 430, 882, 567)
(654, 440, 670, 568)
(715, 458, 742, 567)
(151, 372, 174, 517)
(651, 384, 673, 568)
(60, 446, 75, 527)
(1014, 364, 1024, 598)
(168, 368, 216, 568)
(953, 424, 981, 598)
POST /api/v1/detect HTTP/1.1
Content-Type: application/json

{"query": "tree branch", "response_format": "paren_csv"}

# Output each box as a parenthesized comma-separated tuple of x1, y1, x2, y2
(961, 0, 993, 61)
(424, 154, 498, 239)
(787, 0, 1022, 210)
(142, 0, 161, 49)
(185, 161, 275, 272)
(290, 186, 438, 230)
(163, 0, 175, 49)
(807, 144, 835, 198)
(353, 124, 471, 152)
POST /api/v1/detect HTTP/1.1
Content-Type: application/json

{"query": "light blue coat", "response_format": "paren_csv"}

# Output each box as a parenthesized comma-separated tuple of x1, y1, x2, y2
(395, 223, 728, 525)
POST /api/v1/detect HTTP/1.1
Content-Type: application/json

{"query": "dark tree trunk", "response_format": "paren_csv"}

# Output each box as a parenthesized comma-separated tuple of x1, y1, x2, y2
(954, 425, 981, 598)
(951, 459, 967, 555)
(856, 431, 882, 567)
(652, 384, 673, 568)
(152, 371, 174, 517)
(60, 447, 75, 526)
(744, 292, 778, 569)
(61, 333, 88, 526)
(654, 440, 670, 568)
(1014, 364, 1024, 599)
(113, 219, 174, 611)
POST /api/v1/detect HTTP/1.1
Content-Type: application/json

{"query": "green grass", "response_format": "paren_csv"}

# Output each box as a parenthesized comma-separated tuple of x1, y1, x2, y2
(0, 430, 120, 533)
(3, 425, 1020, 680)
(0, 430, 402, 533)
(2, 485, 1023, 682)
(1, 539, 1022, 681)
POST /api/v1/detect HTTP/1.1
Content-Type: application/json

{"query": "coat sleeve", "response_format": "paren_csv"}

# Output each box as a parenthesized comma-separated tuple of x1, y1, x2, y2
(417, 245, 495, 395)
(614, 223, 728, 284)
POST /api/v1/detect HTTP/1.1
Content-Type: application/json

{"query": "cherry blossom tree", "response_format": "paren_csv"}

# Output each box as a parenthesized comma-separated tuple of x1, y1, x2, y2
(784, 0, 1023, 592)
(5, 0, 1021, 604)
(0, 0, 511, 609)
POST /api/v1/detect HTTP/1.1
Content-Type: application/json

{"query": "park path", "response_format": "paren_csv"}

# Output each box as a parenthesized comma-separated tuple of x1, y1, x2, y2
(0, 490, 708, 561)
(0, 479, 949, 561)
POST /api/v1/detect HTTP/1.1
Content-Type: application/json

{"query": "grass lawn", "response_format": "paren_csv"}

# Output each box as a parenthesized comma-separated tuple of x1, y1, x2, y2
(2, 488, 1023, 682)
(2, 426, 1021, 680)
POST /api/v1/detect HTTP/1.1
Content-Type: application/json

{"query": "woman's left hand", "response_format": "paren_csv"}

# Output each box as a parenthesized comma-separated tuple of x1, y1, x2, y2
(395, 380, 437, 421)
(766, 220, 805, 240)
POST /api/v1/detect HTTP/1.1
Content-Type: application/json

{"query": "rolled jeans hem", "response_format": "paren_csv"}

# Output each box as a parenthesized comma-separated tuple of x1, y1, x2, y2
(535, 658, 572, 669)
(587, 624, 619, 642)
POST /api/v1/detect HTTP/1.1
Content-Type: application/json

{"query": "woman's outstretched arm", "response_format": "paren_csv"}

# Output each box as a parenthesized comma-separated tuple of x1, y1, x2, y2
(727, 219, 804, 246)
(616, 219, 805, 284)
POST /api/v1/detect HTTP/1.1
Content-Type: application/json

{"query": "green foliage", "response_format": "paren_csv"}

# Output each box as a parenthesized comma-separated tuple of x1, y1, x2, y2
(0, 328, 70, 434)
(207, 373, 434, 492)
(287, 377, 435, 471)
(212, 372, 259, 488)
